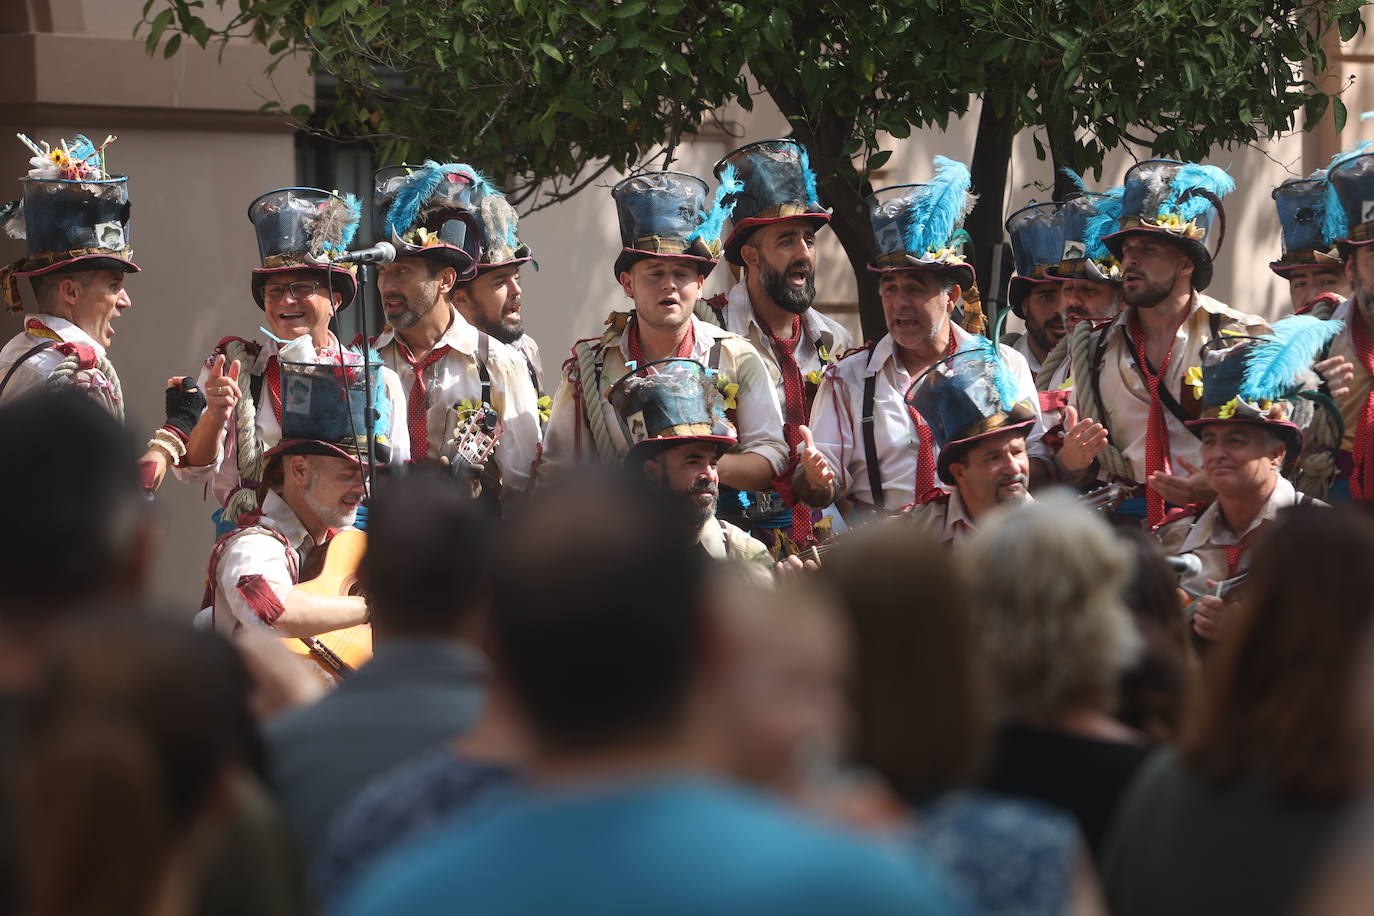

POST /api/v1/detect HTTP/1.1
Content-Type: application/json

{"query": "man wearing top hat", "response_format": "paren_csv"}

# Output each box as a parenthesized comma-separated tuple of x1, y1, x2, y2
(1054, 159, 1271, 527)
(1002, 201, 1068, 381)
(1154, 315, 1335, 638)
(205, 360, 383, 638)
(447, 174, 549, 425)
(799, 157, 1083, 517)
(902, 340, 1038, 546)
(0, 134, 139, 415)
(1271, 171, 1350, 317)
(609, 358, 771, 563)
(369, 162, 542, 503)
(170, 187, 409, 526)
(700, 139, 852, 547)
(541, 171, 788, 497)
(1042, 181, 1126, 367)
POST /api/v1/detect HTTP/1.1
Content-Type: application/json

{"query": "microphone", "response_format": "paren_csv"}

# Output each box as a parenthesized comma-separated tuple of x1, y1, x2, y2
(1165, 553, 1203, 580)
(332, 241, 397, 265)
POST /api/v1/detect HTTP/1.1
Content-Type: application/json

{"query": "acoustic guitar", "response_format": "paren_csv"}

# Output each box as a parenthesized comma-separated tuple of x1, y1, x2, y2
(283, 528, 373, 678)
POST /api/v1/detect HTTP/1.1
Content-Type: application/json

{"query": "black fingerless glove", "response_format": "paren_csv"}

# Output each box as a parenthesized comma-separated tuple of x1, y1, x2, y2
(164, 377, 207, 437)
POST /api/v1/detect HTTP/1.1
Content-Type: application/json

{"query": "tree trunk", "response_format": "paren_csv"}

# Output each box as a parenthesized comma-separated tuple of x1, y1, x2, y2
(967, 99, 1015, 333)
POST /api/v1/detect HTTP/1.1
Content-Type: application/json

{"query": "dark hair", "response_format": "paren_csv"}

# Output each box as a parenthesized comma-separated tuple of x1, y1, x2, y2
(0, 391, 143, 620)
(358, 466, 491, 637)
(1182, 505, 1374, 802)
(22, 618, 262, 916)
(1115, 527, 1194, 741)
(489, 469, 707, 752)
(819, 523, 989, 804)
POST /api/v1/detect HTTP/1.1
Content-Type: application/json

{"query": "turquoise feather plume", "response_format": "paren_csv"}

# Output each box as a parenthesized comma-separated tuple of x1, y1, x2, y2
(902, 156, 973, 255)
(384, 161, 447, 239)
(798, 146, 820, 209)
(1324, 141, 1374, 243)
(1238, 314, 1343, 403)
(1059, 168, 1090, 196)
(1084, 186, 1124, 261)
(957, 334, 1021, 411)
(1163, 163, 1234, 224)
(687, 163, 743, 245)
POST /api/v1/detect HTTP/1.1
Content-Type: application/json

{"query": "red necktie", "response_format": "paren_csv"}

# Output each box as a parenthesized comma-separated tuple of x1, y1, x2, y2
(1350, 309, 1374, 503)
(399, 343, 450, 460)
(263, 356, 282, 424)
(626, 319, 695, 365)
(905, 333, 960, 503)
(1225, 529, 1254, 578)
(1130, 311, 1183, 527)
(762, 314, 814, 543)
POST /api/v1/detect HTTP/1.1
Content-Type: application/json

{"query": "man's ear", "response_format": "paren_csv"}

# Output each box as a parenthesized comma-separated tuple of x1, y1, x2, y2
(619, 271, 634, 299)
(437, 266, 459, 296)
(740, 242, 760, 272)
(946, 283, 963, 314)
(59, 275, 82, 306)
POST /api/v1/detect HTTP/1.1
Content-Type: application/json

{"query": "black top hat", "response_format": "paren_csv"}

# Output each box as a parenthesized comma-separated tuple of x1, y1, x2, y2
(713, 139, 831, 266)
(1269, 174, 1341, 276)
(865, 157, 977, 290)
(468, 176, 533, 275)
(611, 172, 721, 280)
(607, 358, 737, 465)
(1045, 186, 1124, 284)
(266, 359, 393, 466)
(374, 162, 485, 276)
(247, 188, 361, 310)
(1005, 201, 1067, 317)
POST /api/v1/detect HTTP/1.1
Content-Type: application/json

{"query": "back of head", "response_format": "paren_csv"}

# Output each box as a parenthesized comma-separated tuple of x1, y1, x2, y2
(359, 467, 492, 637)
(963, 494, 1139, 725)
(1115, 527, 1194, 741)
(1184, 504, 1374, 801)
(489, 468, 706, 754)
(22, 617, 260, 916)
(0, 390, 143, 622)
(820, 522, 988, 804)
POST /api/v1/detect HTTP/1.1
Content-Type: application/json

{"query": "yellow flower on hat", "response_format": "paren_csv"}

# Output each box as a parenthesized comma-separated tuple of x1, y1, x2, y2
(714, 371, 739, 410)
(1217, 397, 1239, 419)
(1185, 366, 1205, 397)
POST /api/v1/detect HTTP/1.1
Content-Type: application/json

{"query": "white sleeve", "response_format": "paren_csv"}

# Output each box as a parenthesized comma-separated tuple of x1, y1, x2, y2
(215, 530, 296, 631)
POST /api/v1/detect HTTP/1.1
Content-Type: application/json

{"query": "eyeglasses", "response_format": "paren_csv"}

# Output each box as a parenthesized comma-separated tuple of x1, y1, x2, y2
(262, 281, 323, 303)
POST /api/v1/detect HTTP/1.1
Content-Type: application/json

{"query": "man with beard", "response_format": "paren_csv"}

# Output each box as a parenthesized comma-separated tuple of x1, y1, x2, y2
(541, 172, 787, 495)
(1270, 171, 1350, 317)
(370, 163, 541, 501)
(204, 361, 380, 638)
(902, 341, 1038, 546)
(1054, 160, 1270, 527)
(171, 188, 409, 525)
(449, 177, 550, 425)
(701, 140, 852, 549)
(800, 158, 1080, 516)
(1002, 201, 1068, 380)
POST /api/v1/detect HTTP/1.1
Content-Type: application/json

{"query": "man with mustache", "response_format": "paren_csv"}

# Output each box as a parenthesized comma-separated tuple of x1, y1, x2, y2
(902, 342, 1037, 546)
(1054, 160, 1272, 527)
(1002, 201, 1068, 381)
(541, 172, 787, 496)
(700, 140, 852, 550)
(369, 163, 541, 503)
(171, 188, 409, 525)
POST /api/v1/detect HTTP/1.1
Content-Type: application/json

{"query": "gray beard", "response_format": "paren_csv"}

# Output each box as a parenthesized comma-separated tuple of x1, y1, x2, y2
(684, 487, 718, 527)
(386, 295, 439, 330)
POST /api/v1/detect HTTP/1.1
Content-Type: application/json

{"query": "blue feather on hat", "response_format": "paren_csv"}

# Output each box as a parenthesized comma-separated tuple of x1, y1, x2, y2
(902, 156, 974, 255)
(1059, 167, 1090, 196)
(956, 334, 1022, 412)
(687, 163, 743, 245)
(1084, 186, 1125, 261)
(1164, 163, 1235, 223)
(797, 146, 820, 209)
(384, 161, 447, 239)
(1238, 314, 1344, 403)
(1324, 141, 1374, 243)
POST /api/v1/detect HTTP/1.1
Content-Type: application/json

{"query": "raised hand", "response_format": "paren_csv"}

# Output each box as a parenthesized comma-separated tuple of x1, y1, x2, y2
(1057, 405, 1109, 472)
(204, 354, 242, 423)
(163, 375, 207, 437)
(797, 424, 835, 489)
(1148, 458, 1214, 507)
(1315, 354, 1355, 401)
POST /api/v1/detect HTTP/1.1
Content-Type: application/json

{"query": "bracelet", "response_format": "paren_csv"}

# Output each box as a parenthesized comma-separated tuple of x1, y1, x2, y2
(148, 427, 188, 468)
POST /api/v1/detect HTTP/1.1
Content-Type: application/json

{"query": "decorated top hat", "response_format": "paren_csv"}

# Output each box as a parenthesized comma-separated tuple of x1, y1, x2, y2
(1005, 201, 1067, 317)
(465, 171, 533, 275)
(247, 188, 362, 310)
(1269, 173, 1341, 276)
(1047, 178, 1124, 284)
(1322, 146, 1374, 251)
(611, 171, 724, 280)
(607, 358, 737, 465)
(0, 134, 140, 316)
(266, 358, 394, 466)
(712, 139, 831, 266)
(866, 156, 977, 290)
(1186, 314, 1344, 466)
(1102, 159, 1234, 291)
(906, 336, 1036, 486)
(374, 162, 485, 276)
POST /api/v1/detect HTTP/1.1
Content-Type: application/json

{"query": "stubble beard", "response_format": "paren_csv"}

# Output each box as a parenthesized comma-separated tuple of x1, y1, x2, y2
(1123, 270, 1177, 310)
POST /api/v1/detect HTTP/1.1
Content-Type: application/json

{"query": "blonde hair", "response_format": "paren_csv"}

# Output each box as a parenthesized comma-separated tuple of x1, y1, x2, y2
(962, 493, 1141, 724)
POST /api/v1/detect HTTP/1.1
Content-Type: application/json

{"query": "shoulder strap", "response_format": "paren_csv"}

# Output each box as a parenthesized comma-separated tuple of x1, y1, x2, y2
(476, 331, 492, 406)
(0, 341, 53, 397)
(707, 338, 723, 371)
(1209, 310, 1222, 341)
(861, 366, 885, 510)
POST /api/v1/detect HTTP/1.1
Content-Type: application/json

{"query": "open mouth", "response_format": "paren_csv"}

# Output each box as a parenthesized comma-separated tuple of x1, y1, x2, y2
(787, 267, 810, 286)
(658, 297, 679, 307)
(277, 310, 306, 322)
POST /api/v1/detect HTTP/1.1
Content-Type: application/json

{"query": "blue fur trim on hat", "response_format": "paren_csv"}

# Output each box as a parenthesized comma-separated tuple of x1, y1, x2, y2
(1239, 314, 1343, 403)
(688, 163, 743, 245)
(902, 156, 973, 255)
(1163, 163, 1234, 224)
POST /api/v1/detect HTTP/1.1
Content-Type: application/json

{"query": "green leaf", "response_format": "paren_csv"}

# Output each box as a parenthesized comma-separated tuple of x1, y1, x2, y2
(590, 35, 617, 56)
(612, 1, 647, 18)
(451, 32, 466, 54)
(866, 149, 893, 172)
(162, 32, 181, 58)
(540, 43, 564, 62)
(318, 0, 346, 27)
(1335, 97, 1349, 135)
(144, 7, 173, 53)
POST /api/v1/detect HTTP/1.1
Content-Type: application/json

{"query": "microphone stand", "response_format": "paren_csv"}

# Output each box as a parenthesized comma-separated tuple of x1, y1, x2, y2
(360, 261, 377, 486)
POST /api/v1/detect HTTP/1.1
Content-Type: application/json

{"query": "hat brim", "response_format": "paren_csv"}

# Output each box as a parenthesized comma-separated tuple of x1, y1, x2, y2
(474, 255, 534, 274)
(723, 212, 832, 266)
(14, 253, 141, 278)
(265, 437, 386, 466)
(625, 434, 736, 467)
(936, 415, 1035, 486)
(251, 265, 358, 310)
(1008, 276, 1060, 318)
(613, 249, 717, 281)
(1102, 227, 1213, 291)
(1269, 252, 1345, 276)
(867, 260, 977, 291)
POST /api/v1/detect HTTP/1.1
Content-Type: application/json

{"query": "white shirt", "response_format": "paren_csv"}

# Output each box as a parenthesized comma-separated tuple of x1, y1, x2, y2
(698, 517, 772, 564)
(807, 324, 1046, 510)
(210, 490, 314, 635)
(509, 333, 545, 394)
(714, 280, 853, 406)
(374, 306, 542, 497)
(0, 313, 118, 413)
(1011, 333, 1044, 379)
(173, 334, 411, 508)
(541, 312, 789, 479)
